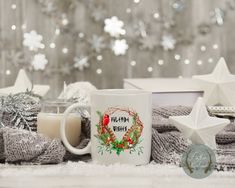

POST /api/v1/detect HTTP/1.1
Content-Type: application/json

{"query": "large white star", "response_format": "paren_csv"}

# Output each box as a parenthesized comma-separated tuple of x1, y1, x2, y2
(0, 69, 50, 97)
(169, 97, 229, 148)
(193, 57, 235, 106)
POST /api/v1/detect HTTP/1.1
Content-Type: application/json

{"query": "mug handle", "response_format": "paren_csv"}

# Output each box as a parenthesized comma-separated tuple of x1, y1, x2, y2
(60, 103, 91, 155)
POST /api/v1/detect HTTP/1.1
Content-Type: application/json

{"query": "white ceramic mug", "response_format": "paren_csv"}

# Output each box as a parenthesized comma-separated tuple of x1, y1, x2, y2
(60, 89, 152, 165)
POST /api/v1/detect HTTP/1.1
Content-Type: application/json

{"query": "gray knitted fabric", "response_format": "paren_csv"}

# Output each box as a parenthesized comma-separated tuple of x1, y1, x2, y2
(151, 106, 235, 171)
(151, 106, 191, 165)
(152, 106, 192, 132)
(216, 123, 235, 144)
(152, 128, 190, 165)
(0, 117, 91, 164)
(216, 123, 235, 170)
(0, 128, 65, 164)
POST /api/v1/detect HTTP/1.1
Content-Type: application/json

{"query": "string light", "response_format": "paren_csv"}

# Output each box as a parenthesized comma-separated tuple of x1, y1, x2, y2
(133, 0, 140, 3)
(49, 42, 56, 49)
(55, 28, 60, 35)
(147, 66, 153, 72)
(197, 60, 203, 65)
(41, 44, 45, 49)
(153, 12, 160, 19)
(208, 58, 214, 63)
(62, 18, 69, 26)
(78, 32, 84, 38)
(126, 8, 131, 13)
(184, 59, 190, 64)
(62, 47, 68, 54)
(5, 70, 11, 75)
(212, 44, 218, 49)
(11, 25, 16, 30)
(200, 45, 207, 52)
(21, 24, 27, 30)
(130, 60, 136, 66)
(97, 55, 103, 61)
(96, 68, 102, 74)
(11, 4, 16, 10)
(158, 59, 164, 65)
(174, 54, 181, 61)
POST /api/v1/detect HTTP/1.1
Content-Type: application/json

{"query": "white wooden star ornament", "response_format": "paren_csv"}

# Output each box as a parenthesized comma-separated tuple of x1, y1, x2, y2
(170, 97, 230, 148)
(0, 69, 50, 97)
(193, 57, 235, 106)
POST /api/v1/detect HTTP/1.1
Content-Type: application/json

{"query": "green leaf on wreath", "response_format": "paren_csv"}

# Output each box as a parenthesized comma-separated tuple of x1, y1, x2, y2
(96, 124, 101, 130)
(96, 111, 103, 119)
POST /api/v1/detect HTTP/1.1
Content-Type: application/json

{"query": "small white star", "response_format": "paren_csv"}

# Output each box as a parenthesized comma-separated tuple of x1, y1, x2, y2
(193, 57, 235, 106)
(170, 97, 229, 148)
(0, 69, 50, 96)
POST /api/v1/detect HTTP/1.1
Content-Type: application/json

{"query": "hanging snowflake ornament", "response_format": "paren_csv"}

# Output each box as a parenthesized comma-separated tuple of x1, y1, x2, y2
(41, 2, 57, 15)
(60, 63, 71, 75)
(6, 50, 29, 67)
(89, 35, 106, 53)
(136, 21, 148, 38)
(211, 8, 225, 26)
(171, 0, 185, 12)
(104, 16, 126, 37)
(198, 23, 211, 35)
(91, 6, 107, 22)
(112, 39, 128, 56)
(74, 56, 89, 71)
(23, 30, 45, 51)
(32, 53, 48, 71)
(161, 35, 176, 51)
(139, 35, 158, 50)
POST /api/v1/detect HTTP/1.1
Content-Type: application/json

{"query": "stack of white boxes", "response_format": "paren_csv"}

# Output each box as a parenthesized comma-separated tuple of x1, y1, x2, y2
(124, 78, 203, 106)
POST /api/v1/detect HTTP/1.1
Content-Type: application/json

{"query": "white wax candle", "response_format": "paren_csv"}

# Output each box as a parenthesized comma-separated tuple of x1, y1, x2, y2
(37, 113, 81, 147)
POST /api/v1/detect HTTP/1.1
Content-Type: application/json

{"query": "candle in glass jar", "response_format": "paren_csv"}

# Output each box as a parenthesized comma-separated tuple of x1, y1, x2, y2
(37, 100, 82, 147)
(37, 113, 81, 146)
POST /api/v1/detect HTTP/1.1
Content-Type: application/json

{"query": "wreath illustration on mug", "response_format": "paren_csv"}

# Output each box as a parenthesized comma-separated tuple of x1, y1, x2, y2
(94, 107, 144, 156)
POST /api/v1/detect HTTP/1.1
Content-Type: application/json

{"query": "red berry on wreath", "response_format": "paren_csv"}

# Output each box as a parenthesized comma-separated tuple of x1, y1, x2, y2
(127, 137, 133, 144)
(102, 114, 110, 126)
(101, 127, 106, 133)
(106, 137, 111, 143)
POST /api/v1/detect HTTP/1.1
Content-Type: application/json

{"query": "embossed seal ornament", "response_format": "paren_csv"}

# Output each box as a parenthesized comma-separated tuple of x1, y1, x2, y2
(181, 144, 216, 179)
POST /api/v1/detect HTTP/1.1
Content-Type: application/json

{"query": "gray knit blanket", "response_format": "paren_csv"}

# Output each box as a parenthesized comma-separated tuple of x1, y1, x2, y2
(0, 118, 91, 164)
(151, 106, 235, 170)
(0, 106, 235, 171)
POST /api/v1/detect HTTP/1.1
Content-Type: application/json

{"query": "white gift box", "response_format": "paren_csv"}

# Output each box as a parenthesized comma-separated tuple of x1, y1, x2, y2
(124, 78, 203, 106)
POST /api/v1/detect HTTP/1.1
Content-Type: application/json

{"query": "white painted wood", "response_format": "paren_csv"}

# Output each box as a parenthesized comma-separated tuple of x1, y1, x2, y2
(0, 0, 234, 98)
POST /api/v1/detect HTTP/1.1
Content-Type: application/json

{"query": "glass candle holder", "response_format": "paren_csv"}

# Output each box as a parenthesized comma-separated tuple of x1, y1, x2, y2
(37, 100, 81, 146)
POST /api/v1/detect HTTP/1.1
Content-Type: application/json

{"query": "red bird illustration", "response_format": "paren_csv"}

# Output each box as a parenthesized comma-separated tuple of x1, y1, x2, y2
(102, 114, 110, 126)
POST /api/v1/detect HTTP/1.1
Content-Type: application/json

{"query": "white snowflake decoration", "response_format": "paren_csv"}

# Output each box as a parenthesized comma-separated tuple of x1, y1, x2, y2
(73, 56, 89, 71)
(211, 8, 224, 26)
(23, 30, 45, 51)
(112, 39, 129, 56)
(161, 35, 176, 51)
(104, 16, 126, 37)
(31, 53, 48, 71)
